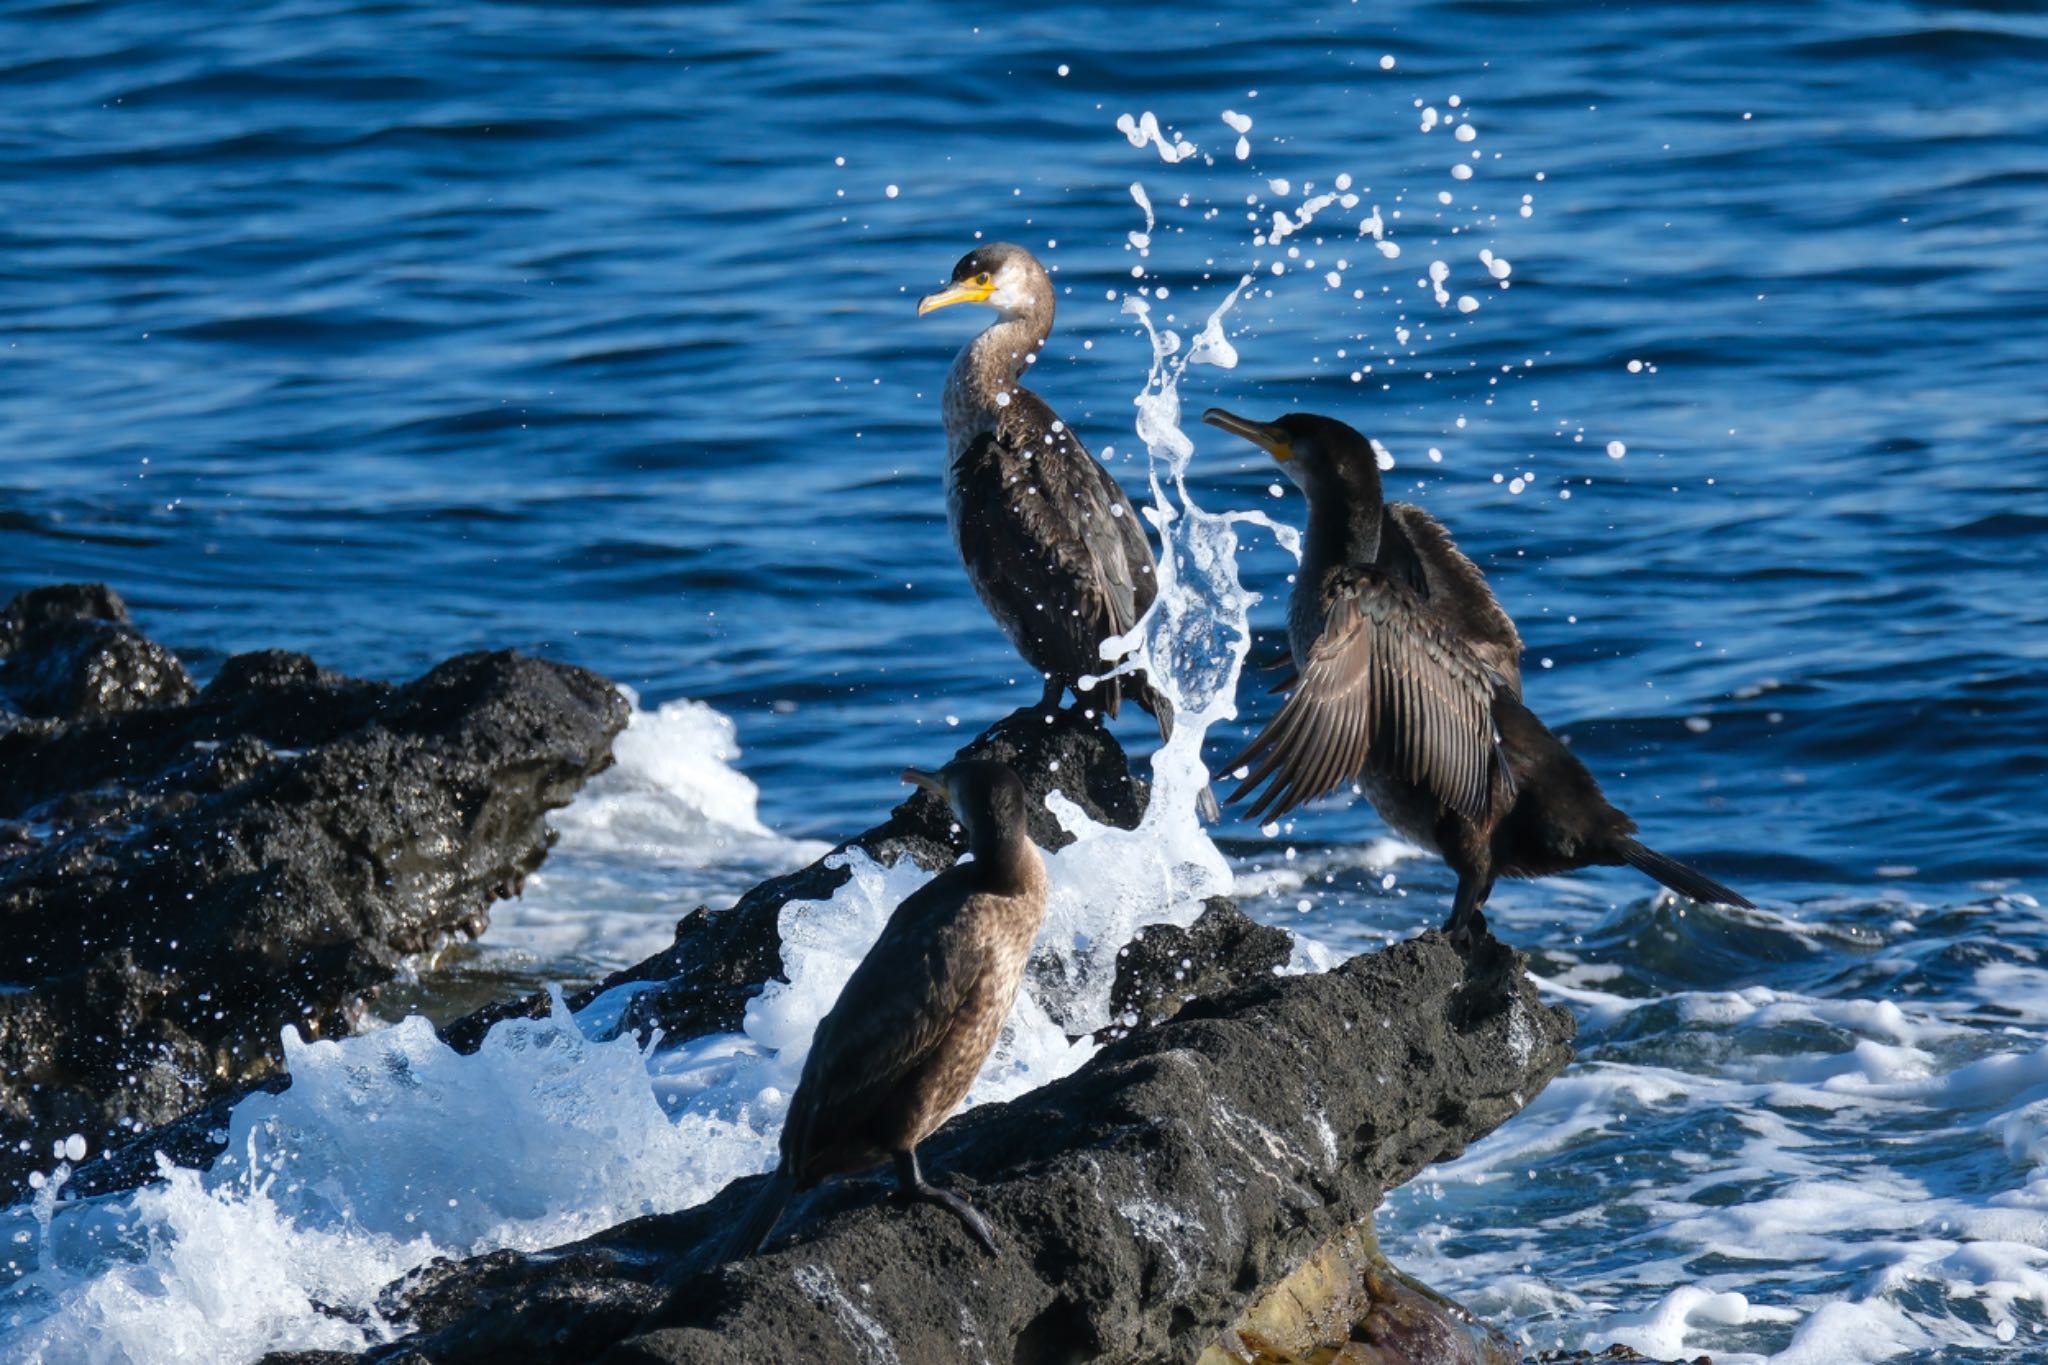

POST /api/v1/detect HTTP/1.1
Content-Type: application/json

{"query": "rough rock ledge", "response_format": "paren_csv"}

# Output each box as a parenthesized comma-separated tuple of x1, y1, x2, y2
(252, 688, 1572, 1365)
(24, 590, 1583, 1363)
(0, 583, 628, 1193)
(302, 931, 1569, 1365)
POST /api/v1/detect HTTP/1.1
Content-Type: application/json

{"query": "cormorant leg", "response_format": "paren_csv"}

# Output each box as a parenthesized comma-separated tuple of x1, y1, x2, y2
(1435, 815, 1499, 954)
(1443, 869, 1497, 953)
(891, 1149, 999, 1255)
(1037, 675, 1066, 712)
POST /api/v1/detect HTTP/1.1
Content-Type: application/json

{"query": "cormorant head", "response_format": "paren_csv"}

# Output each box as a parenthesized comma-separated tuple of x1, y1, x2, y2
(1201, 408, 1385, 505)
(916, 243, 1051, 322)
(902, 758, 1032, 851)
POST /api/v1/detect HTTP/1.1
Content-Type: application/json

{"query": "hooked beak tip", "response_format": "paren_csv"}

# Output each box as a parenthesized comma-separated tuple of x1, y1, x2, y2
(902, 767, 950, 800)
(916, 281, 993, 317)
(1202, 408, 1293, 462)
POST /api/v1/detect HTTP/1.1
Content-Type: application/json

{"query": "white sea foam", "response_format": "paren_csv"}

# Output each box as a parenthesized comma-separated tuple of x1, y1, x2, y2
(481, 689, 828, 975)
(5, 998, 716, 1362)
(1385, 892, 2048, 1364)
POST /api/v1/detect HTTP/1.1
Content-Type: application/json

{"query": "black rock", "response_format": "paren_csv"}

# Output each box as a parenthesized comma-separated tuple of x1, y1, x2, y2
(1104, 896, 1294, 1037)
(325, 933, 1573, 1365)
(0, 584, 629, 1193)
(0, 582, 194, 720)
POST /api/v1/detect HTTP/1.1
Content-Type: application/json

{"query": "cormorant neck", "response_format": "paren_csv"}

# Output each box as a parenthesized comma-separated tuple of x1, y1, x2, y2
(965, 819, 1040, 892)
(945, 304, 1053, 424)
(1306, 479, 1386, 563)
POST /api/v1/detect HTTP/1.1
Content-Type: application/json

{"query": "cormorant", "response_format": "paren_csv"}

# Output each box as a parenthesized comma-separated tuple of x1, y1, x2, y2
(1203, 408, 1751, 946)
(719, 758, 1047, 1262)
(917, 243, 1174, 731)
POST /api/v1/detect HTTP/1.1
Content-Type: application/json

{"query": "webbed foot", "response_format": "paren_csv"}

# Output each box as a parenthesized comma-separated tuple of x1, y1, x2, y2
(892, 1150, 1000, 1255)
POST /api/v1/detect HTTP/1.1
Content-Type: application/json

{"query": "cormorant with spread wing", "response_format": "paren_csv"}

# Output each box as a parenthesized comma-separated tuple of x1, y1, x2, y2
(1203, 408, 1751, 947)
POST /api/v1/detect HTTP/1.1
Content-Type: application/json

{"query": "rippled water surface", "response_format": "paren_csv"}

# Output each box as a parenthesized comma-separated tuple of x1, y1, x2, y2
(3, 2, 2046, 1361)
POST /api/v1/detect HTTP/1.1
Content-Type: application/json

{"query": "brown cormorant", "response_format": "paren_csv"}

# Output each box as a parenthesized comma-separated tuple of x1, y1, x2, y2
(719, 758, 1047, 1261)
(1203, 408, 1751, 946)
(917, 243, 1174, 729)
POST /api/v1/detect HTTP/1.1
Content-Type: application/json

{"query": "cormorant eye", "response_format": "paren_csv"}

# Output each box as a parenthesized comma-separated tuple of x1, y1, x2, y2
(975, 273, 992, 286)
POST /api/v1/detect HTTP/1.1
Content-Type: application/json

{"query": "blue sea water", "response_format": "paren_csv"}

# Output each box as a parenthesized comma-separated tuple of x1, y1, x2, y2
(2, 1, 2047, 1361)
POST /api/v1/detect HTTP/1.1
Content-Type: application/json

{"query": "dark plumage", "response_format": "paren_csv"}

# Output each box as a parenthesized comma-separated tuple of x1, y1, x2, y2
(918, 243, 1171, 728)
(719, 759, 1047, 1263)
(1203, 408, 1752, 946)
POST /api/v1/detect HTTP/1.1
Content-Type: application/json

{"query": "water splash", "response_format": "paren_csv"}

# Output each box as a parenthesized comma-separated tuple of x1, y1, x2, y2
(1099, 273, 1303, 802)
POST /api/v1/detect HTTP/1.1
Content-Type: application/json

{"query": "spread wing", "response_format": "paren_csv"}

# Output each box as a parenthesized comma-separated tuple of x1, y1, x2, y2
(780, 875, 990, 1171)
(951, 391, 1158, 708)
(1224, 565, 1508, 825)
(1382, 502, 1523, 696)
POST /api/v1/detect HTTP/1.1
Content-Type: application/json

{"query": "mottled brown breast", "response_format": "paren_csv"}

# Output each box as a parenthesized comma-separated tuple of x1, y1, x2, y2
(891, 885, 1044, 1149)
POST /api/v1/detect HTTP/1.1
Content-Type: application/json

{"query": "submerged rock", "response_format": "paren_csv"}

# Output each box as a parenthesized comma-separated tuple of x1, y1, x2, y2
(0, 583, 628, 1193)
(318, 933, 1571, 1365)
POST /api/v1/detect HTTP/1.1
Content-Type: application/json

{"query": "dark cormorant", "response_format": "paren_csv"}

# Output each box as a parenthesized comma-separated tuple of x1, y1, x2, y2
(719, 758, 1047, 1262)
(1203, 408, 1752, 946)
(917, 243, 1173, 729)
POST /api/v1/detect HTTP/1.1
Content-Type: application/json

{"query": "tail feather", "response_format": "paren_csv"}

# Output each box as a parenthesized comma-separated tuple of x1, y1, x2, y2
(638, 1166, 796, 1333)
(1617, 838, 1753, 909)
(715, 1167, 797, 1267)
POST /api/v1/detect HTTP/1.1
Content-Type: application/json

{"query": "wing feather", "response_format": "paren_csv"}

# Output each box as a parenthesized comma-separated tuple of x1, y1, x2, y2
(951, 393, 1160, 715)
(781, 877, 991, 1173)
(1382, 502, 1523, 695)
(1224, 565, 1502, 824)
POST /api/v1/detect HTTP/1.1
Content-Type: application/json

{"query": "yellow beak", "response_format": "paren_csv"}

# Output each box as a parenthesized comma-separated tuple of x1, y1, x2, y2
(1203, 408, 1293, 462)
(901, 767, 952, 800)
(917, 280, 994, 316)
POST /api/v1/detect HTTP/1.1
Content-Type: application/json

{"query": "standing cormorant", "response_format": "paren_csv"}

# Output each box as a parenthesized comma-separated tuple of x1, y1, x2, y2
(917, 243, 1174, 730)
(1203, 408, 1751, 947)
(718, 759, 1047, 1262)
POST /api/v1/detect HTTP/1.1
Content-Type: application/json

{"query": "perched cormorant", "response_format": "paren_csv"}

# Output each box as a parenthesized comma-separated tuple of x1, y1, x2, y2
(1203, 408, 1751, 946)
(719, 759, 1047, 1262)
(917, 243, 1172, 729)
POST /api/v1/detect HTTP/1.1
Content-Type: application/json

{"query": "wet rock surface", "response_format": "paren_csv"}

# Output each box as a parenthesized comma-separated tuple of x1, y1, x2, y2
(1105, 896, 1294, 1037)
(0, 583, 195, 722)
(315, 932, 1571, 1365)
(0, 583, 628, 1193)
(1202, 1217, 1516, 1365)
